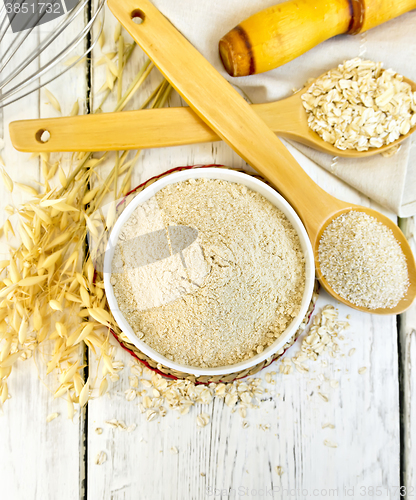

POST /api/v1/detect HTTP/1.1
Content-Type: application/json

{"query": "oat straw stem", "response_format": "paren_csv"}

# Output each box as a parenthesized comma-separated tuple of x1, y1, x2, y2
(114, 60, 154, 112)
(0, 50, 161, 412)
(95, 42, 136, 113)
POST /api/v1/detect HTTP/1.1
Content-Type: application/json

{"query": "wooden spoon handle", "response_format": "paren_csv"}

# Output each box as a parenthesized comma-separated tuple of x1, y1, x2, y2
(9, 108, 219, 153)
(9, 100, 304, 153)
(108, 0, 345, 240)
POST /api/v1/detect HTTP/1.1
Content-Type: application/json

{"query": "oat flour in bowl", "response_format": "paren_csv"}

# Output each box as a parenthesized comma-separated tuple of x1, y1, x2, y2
(111, 178, 306, 368)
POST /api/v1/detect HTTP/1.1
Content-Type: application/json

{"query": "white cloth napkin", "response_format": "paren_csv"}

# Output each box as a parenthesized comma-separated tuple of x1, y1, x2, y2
(151, 0, 416, 217)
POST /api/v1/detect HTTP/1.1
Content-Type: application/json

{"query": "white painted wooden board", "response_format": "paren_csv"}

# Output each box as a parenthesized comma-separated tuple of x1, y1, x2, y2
(400, 215, 416, 498)
(0, 2, 414, 499)
(86, 7, 404, 499)
(0, 12, 88, 500)
(86, 152, 401, 500)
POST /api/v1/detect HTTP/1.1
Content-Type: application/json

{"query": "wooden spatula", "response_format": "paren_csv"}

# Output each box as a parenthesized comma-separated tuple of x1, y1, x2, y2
(107, 0, 416, 314)
(9, 72, 416, 157)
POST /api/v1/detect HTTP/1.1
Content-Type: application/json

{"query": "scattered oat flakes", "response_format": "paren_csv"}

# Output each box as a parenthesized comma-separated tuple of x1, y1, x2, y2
(324, 440, 338, 448)
(258, 423, 271, 431)
(318, 392, 329, 402)
(170, 446, 179, 454)
(116, 305, 348, 424)
(196, 413, 210, 428)
(95, 451, 107, 465)
(286, 305, 349, 373)
(322, 423, 336, 429)
(348, 348, 356, 357)
(95, 427, 103, 435)
(146, 410, 158, 422)
(239, 406, 247, 418)
(215, 383, 226, 396)
(159, 406, 167, 417)
(46, 412, 59, 423)
(105, 419, 119, 428)
(225, 393, 238, 408)
(131, 364, 143, 377)
(358, 367, 367, 375)
(105, 419, 135, 431)
(275, 466, 284, 476)
(240, 392, 252, 404)
(125, 389, 137, 401)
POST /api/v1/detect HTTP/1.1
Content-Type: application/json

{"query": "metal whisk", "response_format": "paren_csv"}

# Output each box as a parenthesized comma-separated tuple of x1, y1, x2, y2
(0, 0, 105, 108)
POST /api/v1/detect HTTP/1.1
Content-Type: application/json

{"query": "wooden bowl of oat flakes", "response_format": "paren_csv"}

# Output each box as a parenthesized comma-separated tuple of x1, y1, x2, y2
(104, 168, 315, 376)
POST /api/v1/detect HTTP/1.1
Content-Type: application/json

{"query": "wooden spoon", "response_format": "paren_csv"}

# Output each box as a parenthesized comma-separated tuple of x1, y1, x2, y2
(9, 74, 416, 157)
(105, 0, 416, 315)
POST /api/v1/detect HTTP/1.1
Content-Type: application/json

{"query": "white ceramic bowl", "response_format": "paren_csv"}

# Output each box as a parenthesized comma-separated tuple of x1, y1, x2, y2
(104, 168, 315, 376)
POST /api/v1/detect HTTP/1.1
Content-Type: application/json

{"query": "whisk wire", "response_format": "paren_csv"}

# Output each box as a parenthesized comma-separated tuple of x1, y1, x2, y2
(0, 0, 106, 107)
(0, 0, 24, 44)
(1, 15, 104, 109)
(0, 0, 89, 89)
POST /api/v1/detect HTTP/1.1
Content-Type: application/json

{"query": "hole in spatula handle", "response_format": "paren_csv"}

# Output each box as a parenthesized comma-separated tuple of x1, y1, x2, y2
(36, 129, 51, 143)
(131, 9, 145, 24)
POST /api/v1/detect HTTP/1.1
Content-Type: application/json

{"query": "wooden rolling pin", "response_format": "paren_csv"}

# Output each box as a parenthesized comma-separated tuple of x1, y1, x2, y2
(219, 0, 416, 76)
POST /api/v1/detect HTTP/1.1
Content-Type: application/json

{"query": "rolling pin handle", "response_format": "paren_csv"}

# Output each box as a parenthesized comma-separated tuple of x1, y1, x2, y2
(219, 0, 416, 76)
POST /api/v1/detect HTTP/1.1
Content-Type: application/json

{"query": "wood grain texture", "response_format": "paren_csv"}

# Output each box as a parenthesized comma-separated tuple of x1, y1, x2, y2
(86, 10, 403, 497)
(107, 0, 416, 317)
(219, 0, 351, 76)
(358, 0, 416, 33)
(399, 215, 416, 497)
(1, 2, 415, 499)
(87, 287, 402, 500)
(107, 0, 348, 233)
(0, 13, 88, 500)
(218, 0, 416, 76)
(11, 78, 416, 158)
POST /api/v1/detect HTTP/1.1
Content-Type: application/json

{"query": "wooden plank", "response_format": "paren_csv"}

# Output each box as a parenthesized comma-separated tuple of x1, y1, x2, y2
(0, 11, 88, 500)
(86, 9, 401, 498)
(87, 292, 400, 499)
(400, 215, 416, 498)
